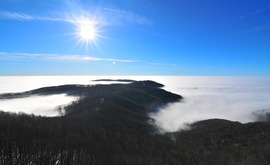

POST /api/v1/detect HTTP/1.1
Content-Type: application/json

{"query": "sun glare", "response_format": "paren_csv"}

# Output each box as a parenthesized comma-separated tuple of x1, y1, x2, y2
(79, 23, 97, 41)
(76, 19, 99, 44)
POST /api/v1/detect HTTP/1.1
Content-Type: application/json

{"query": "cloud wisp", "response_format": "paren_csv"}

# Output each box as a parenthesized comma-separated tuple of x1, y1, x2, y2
(0, 52, 136, 63)
(236, 24, 270, 34)
(0, 7, 149, 26)
(0, 11, 34, 21)
(0, 11, 77, 22)
(97, 7, 150, 26)
(240, 6, 270, 19)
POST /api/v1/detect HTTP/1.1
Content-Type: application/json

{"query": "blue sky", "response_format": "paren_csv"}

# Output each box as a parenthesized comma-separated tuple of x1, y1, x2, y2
(0, 0, 270, 76)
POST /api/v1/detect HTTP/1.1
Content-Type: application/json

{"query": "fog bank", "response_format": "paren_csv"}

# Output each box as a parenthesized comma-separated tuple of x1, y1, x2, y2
(150, 77, 270, 132)
(0, 94, 78, 116)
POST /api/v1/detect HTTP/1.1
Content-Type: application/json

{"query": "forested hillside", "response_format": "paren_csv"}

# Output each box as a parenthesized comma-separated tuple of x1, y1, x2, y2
(0, 81, 270, 165)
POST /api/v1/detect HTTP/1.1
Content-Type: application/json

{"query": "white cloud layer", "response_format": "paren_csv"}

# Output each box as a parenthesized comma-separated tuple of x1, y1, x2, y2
(0, 94, 78, 116)
(149, 76, 270, 133)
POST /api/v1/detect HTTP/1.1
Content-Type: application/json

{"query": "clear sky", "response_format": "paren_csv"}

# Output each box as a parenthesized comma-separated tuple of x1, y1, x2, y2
(0, 0, 270, 76)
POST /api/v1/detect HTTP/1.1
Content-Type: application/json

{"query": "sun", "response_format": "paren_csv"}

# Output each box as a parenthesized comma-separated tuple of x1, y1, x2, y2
(76, 19, 99, 44)
(79, 23, 97, 41)
(73, 17, 102, 52)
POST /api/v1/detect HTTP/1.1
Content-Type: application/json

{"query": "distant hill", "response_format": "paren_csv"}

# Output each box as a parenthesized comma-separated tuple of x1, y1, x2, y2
(93, 79, 136, 82)
(0, 80, 270, 165)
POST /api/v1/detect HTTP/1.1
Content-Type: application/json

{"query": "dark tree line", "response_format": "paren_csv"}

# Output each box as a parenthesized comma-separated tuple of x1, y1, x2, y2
(2, 111, 270, 165)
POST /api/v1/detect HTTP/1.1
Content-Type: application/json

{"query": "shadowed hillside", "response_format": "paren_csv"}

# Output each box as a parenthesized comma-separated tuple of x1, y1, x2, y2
(0, 81, 270, 165)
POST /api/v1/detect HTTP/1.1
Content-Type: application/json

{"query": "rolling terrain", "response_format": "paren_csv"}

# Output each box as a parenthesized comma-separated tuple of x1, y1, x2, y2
(0, 80, 270, 165)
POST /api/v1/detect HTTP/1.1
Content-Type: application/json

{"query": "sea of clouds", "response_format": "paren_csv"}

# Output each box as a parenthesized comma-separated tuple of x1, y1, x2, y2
(149, 76, 270, 132)
(0, 76, 270, 132)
